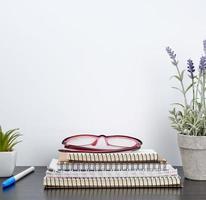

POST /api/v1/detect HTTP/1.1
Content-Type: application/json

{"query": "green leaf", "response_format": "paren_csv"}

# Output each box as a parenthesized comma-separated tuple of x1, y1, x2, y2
(171, 103, 184, 108)
(180, 70, 185, 81)
(171, 87, 184, 94)
(0, 128, 22, 151)
(169, 116, 175, 121)
(185, 83, 194, 94)
(169, 108, 176, 115)
(170, 75, 182, 82)
(171, 61, 178, 65)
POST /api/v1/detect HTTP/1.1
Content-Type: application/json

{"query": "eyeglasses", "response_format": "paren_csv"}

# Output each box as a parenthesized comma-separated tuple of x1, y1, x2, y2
(59, 134, 142, 153)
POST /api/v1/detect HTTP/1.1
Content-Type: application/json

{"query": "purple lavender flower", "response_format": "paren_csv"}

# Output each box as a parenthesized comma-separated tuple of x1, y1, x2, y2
(204, 40, 206, 55)
(187, 59, 195, 79)
(199, 56, 206, 74)
(166, 47, 178, 65)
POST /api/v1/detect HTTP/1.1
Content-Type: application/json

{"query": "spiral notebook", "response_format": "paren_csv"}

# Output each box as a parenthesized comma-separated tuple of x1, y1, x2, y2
(47, 159, 178, 177)
(43, 176, 181, 188)
(58, 149, 163, 163)
(57, 161, 167, 171)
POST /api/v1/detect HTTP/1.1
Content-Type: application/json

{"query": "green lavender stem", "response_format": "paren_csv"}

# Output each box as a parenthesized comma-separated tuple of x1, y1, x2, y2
(175, 63, 188, 107)
(202, 73, 205, 110)
(203, 73, 206, 135)
(192, 78, 195, 110)
(195, 72, 201, 105)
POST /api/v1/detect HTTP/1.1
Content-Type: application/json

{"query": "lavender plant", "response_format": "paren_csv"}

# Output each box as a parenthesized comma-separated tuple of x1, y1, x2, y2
(166, 40, 206, 136)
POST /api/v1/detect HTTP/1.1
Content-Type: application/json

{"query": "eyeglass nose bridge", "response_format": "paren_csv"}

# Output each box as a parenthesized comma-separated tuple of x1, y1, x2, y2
(91, 134, 107, 146)
(99, 134, 106, 137)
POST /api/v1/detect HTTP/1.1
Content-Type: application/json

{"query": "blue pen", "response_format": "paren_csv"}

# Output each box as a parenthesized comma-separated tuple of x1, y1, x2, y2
(2, 167, 35, 188)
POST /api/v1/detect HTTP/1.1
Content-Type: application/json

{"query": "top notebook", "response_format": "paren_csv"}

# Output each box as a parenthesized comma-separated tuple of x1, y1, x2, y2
(58, 149, 164, 163)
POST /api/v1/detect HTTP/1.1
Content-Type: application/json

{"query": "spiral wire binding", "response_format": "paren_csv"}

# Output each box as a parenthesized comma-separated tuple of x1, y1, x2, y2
(63, 152, 159, 163)
(58, 162, 167, 171)
(44, 176, 181, 188)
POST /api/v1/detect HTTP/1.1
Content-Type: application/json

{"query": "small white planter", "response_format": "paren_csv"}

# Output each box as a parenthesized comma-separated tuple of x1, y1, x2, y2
(178, 134, 206, 180)
(0, 151, 16, 177)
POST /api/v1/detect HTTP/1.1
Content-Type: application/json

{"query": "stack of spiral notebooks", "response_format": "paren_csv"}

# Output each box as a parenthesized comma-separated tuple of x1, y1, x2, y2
(43, 149, 181, 188)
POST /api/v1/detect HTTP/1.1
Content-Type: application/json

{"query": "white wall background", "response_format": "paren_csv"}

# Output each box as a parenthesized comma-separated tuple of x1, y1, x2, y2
(0, 0, 206, 166)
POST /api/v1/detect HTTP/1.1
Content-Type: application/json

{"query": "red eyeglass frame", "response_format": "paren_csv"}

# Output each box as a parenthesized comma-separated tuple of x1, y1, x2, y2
(59, 134, 142, 153)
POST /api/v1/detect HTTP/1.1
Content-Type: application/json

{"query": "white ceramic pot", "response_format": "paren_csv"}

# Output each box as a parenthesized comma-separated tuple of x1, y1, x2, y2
(178, 134, 206, 180)
(0, 151, 16, 177)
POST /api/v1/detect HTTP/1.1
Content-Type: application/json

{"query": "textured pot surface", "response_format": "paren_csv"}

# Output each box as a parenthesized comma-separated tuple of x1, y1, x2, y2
(178, 134, 206, 180)
(0, 151, 16, 177)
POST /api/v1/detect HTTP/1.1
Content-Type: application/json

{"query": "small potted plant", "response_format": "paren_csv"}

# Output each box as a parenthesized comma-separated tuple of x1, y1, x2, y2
(166, 40, 206, 180)
(0, 126, 22, 177)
